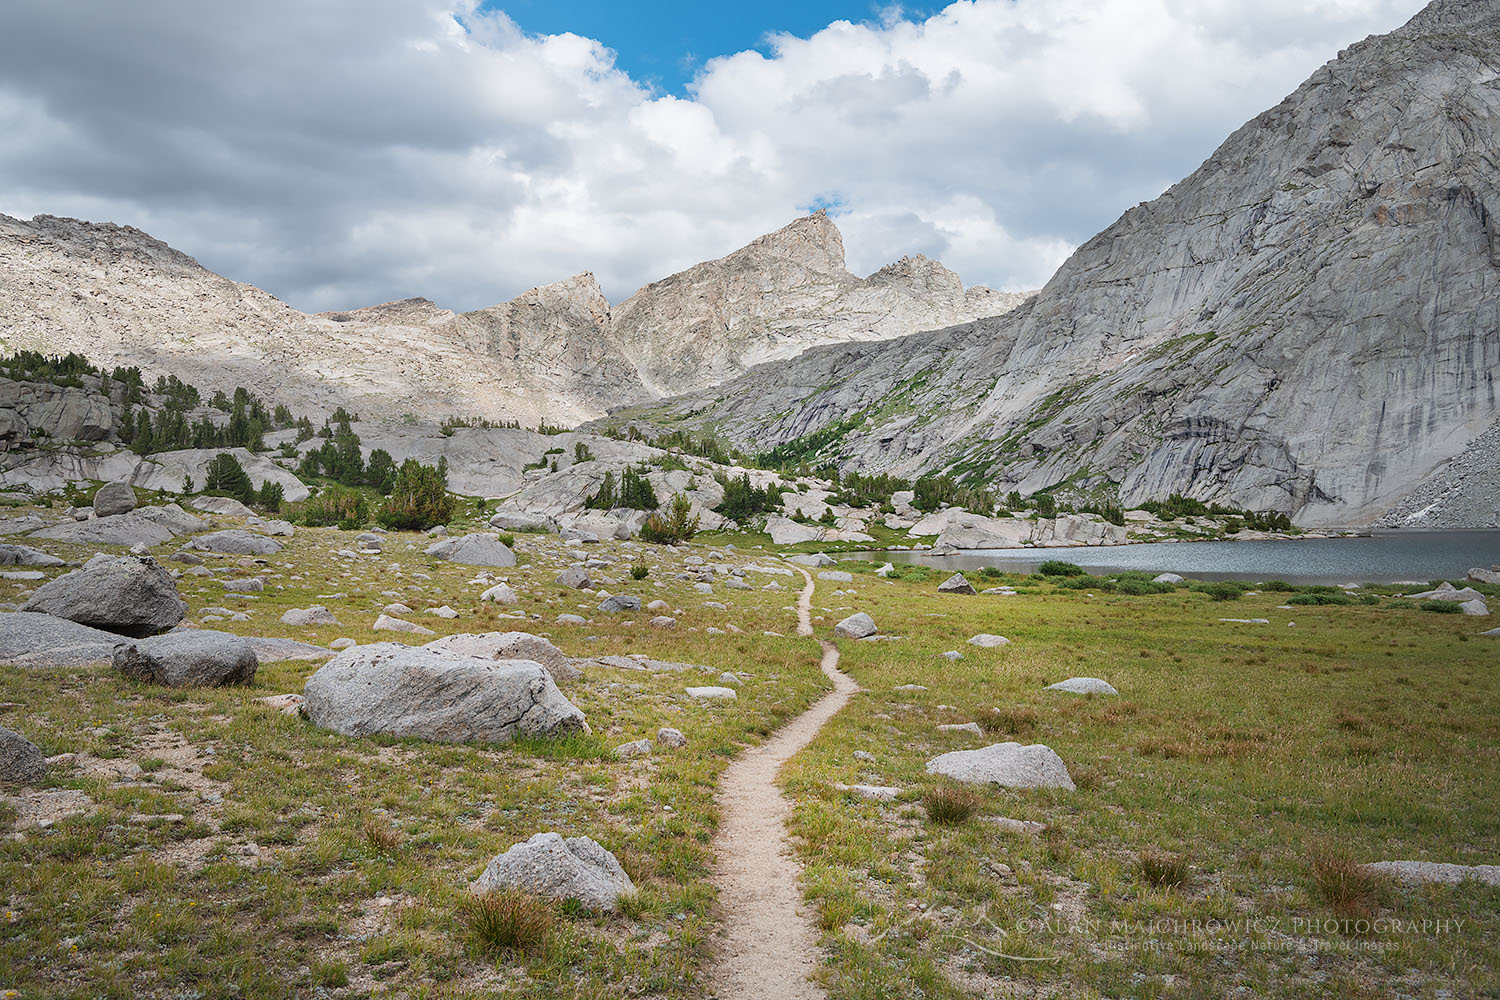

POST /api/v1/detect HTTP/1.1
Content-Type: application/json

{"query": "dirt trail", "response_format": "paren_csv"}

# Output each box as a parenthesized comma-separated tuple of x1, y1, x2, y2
(706, 567, 857, 999)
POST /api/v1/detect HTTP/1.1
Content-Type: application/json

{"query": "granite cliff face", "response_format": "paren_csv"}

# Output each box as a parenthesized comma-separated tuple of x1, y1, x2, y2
(0, 212, 1022, 427)
(625, 0, 1500, 527)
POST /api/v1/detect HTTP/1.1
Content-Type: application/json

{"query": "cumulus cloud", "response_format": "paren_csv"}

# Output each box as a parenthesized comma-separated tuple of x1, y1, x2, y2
(0, 0, 1423, 311)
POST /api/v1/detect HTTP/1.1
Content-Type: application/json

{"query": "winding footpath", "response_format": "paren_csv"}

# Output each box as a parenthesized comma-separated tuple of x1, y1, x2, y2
(707, 567, 858, 1000)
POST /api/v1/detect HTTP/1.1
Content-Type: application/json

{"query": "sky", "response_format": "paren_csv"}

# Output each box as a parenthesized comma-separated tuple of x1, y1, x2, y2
(0, 0, 1427, 313)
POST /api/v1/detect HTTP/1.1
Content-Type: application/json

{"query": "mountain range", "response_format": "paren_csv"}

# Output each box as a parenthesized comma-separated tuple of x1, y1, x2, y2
(1, 0, 1496, 528)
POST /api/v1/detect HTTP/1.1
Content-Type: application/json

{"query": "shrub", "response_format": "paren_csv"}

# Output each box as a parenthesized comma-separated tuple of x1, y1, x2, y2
(377, 459, 453, 531)
(1192, 581, 1244, 601)
(1422, 600, 1463, 614)
(1115, 577, 1174, 596)
(1288, 592, 1354, 606)
(299, 486, 368, 528)
(640, 493, 700, 545)
(1261, 579, 1297, 592)
(203, 452, 255, 505)
(496, 532, 515, 547)
(1038, 560, 1084, 577)
(461, 890, 554, 953)
(1139, 848, 1190, 888)
(923, 785, 980, 826)
(630, 564, 649, 580)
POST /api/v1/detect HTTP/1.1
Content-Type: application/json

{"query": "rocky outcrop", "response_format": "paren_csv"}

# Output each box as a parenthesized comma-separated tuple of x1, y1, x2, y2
(625, 0, 1500, 528)
(0, 441, 308, 501)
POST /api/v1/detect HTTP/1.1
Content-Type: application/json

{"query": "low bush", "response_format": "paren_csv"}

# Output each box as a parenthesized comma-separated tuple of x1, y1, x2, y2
(1139, 847, 1190, 889)
(298, 486, 369, 529)
(1288, 592, 1354, 606)
(630, 564, 649, 580)
(1422, 600, 1463, 614)
(1192, 581, 1244, 602)
(1038, 560, 1085, 577)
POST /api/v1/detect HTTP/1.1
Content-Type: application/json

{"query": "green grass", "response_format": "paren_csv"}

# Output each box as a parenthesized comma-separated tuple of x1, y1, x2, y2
(1, 501, 1496, 998)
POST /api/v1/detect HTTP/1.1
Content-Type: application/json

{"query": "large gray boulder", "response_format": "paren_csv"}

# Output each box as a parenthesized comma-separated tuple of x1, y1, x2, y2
(91, 481, 138, 517)
(0, 543, 64, 567)
(926, 742, 1075, 790)
(28, 511, 175, 548)
(425, 533, 516, 567)
(471, 832, 634, 911)
(0, 612, 123, 667)
(489, 511, 557, 533)
(192, 529, 282, 556)
(937, 572, 977, 595)
(21, 555, 186, 637)
(303, 643, 587, 743)
(113, 630, 259, 686)
(0, 726, 47, 785)
(424, 631, 581, 683)
(834, 612, 877, 639)
(1469, 567, 1500, 586)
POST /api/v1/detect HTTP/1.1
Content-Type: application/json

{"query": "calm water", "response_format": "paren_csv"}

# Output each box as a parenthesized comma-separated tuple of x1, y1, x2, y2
(848, 530, 1500, 585)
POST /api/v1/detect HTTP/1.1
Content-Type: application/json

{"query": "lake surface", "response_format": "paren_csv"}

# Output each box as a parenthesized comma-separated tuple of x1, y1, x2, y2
(848, 530, 1500, 585)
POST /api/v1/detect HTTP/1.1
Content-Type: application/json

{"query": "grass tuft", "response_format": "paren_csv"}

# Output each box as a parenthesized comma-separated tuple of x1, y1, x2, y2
(461, 890, 555, 952)
(923, 784, 980, 825)
(1309, 850, 1382, 923)
(1138, 847, 1190, 888)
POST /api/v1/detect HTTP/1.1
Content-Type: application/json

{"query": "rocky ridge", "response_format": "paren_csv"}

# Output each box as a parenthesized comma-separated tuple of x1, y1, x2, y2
(0, 212, 1024, 428)
(615, 0, 1500, 528)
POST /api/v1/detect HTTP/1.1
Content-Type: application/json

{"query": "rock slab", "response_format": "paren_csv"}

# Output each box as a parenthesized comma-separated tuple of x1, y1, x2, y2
(926, 742, 1075, 790)
(0, 726, 47, 785)
(303, 643, 587, 743)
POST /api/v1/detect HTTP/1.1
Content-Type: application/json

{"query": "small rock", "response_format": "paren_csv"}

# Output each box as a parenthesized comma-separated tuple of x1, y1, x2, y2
(113, 630, 259, 687)
(1046, 677, 1119, 695)
(481, 583, 519, 604)
(281, 605, 339, 627)
(833, 783, 902, 801)
(938, 722, 984, 736)
(937, 572, 977, 595)
(614, 739, 652, 759)
(329, 637, 357, 650)
(966, 633, 1010, 648)
(650, 616, 677, 629)
(373, 614, 435, 635)
(555, 566, 592, 590)
(656, 727, 687, 748)
(92, 482, 138, 518)
(926, 742, 1075, 790)
(598, 595, 641, 613)
(471, 832, 634, 911)
(834, 612, 877, 639)
(685, 686, 737, 700)
(0, 726, 47, 785)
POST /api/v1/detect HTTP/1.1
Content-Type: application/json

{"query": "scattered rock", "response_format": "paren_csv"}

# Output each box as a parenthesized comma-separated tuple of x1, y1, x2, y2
(926, 742, 1075, 790)
(937, 722, 984, 736)
(21, 555, 186, 637)
(685, 686, 737, 700)
(259, 693, 306, 715)
(650, 616, 676, 629)
(0, 543, 64, 567)
(0, 726, 47, 785)
(937, 572, 977, 595)
(330, 637, 357, 650)
(1459, 599, 1490, 616)
(834, 612, 877, 639)
(372, 614, 435, 636)
(833, 783, 901, 801)
(966, 633, 1010, 648)
(1364, 861, 1500, 887)
(113, 629, 258, 686)
(614, 738, 652, 759)
(817, 570, 853, 583)
(656, 727, 687, 748)
(1046, 677, 1119, 695)
(987, 816, 1048, 836)
(427, 605, 459, 619)
(425, 533, 516, 567)
(222, 577, 264, 593)
(555, 566, 592, 589)
(1467, 567, 1500, 586)
(1153, 573, 1185, 585)
(91, 481, 138, 517)
(281, 605, 339, 627)
(786, 553, 835, 567)
(191, 496, 254, 516)
(304, 643, 587, 743)
(481, 583, 519, 604)
(244, 636, 337, 662)
(192, 529, 282, 556)
(598, 595, 641, 613)
(939, 650, 963, 661)
(471, 832, 634, 911)
(556, 613, 586, 625)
